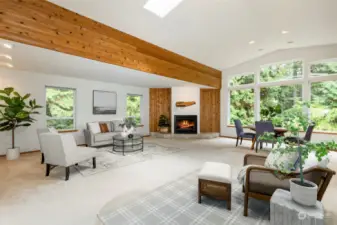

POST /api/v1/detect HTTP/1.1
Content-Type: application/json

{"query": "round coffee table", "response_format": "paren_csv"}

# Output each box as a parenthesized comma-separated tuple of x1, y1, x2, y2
(112, 134, 144, 156)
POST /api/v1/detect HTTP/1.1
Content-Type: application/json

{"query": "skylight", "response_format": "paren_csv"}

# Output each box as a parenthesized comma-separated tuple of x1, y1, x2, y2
(144, 0, 184, 18)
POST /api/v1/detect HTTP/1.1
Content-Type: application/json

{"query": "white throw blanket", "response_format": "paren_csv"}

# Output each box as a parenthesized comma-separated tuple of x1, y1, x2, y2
(237, 165, 265, 184)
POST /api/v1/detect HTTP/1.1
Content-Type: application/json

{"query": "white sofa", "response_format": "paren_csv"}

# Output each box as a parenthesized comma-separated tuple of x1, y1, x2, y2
(84, 120, 123, 147)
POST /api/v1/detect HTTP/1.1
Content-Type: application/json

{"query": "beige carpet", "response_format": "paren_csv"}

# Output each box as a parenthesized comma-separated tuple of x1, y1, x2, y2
(1, 137, 336, 225)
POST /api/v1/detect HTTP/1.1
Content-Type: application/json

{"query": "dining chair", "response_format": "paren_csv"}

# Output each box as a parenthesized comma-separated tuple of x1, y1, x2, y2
(234, 120, 256, 147)
(285, 123, 315, 144)
(303, 124, 315, 142)
(255, 121, 276, 152)
(40, 133, 97, 181)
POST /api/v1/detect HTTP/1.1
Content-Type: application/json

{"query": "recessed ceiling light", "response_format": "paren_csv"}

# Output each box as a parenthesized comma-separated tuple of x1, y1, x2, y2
(0, 62, 13, 68)
(282, 30, 289, 34)
(249, 40, 255, 45)
(144, 0, 184, 18)
(258, 48, 264, 52)
(288, 41, 294, 44)
(3, 43, 13, 49)
(0, 54, 12, 60)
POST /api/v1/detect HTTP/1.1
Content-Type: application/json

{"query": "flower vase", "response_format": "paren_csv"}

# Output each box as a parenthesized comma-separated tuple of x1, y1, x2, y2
(121, 126, 134, 137)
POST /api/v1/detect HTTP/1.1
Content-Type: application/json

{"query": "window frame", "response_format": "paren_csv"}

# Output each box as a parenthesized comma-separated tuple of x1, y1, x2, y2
(227, 72, 256, 125)
(227, 58, 337, 133)
(259, 83, 303, 117)
(126, 93, 143, 125)
(259, 58, 304, 83)
(228, 88, 255, 126)
(307, 62, 337, 132)
(228, 72, 255, 87)
(309, 58, 337, 77)
(45, 86, 77, 131)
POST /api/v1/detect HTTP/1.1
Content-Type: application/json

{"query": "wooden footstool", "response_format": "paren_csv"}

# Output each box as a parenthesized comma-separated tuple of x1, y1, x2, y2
(198, 162, 232, 210)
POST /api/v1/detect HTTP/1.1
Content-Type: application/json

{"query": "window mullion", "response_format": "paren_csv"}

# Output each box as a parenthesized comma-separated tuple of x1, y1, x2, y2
(309, 74, 337, 83)
(228, 84, 255, 91)
(255, 65, 260, 122)
(47, 117, 74, 120)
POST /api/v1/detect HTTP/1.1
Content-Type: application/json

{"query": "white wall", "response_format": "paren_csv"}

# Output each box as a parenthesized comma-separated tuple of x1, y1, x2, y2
(0, 68, 150, 155)
(171, 87, 200, 134)
(221, 44, 337, 141)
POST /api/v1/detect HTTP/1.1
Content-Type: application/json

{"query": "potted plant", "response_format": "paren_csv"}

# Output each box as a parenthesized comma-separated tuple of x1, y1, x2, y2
(119, 117, 137, 138)
(0, 87, 42, 160)
(260, 102, 337, 206)
(158, 114, 170, 133)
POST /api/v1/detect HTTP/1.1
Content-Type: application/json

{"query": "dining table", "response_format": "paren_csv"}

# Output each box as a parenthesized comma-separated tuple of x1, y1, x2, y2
(244, 125, 288, 150)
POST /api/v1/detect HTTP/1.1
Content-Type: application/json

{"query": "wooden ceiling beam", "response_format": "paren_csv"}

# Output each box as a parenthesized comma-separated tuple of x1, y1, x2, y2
(0, 0, 222, 88)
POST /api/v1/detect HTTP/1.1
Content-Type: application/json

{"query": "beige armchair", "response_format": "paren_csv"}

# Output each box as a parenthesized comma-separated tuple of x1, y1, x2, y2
(243, 154, 336, 217)
(37, 128, 51, 164)
(40, 133, 97, 181)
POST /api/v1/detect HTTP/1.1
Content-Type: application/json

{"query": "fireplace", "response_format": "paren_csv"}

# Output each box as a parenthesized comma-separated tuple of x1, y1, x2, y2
(174, 115, 198, 134)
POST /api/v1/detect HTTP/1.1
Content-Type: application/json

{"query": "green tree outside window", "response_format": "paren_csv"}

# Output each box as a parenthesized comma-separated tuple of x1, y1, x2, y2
(126, 95, 142, 125)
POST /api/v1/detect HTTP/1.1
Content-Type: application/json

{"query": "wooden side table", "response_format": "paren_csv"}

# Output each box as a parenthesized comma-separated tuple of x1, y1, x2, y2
(270, 189, 324, 225)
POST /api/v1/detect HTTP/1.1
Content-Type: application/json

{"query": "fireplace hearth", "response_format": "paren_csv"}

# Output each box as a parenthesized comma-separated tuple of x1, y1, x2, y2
(174, 115, 197, 134)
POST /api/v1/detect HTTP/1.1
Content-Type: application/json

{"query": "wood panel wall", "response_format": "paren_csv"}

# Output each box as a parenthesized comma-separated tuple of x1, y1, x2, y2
(149, 88, 171, 132)
(1, 0, 221, 88)
(200, 89, 221, 133)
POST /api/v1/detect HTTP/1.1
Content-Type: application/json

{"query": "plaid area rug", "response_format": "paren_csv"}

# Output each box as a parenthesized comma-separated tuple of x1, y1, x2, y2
(75, 143, 184, 176)
(98, 171, 270, 225)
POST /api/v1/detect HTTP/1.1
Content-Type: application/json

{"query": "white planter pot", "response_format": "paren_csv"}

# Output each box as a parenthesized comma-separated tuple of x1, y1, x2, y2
(6, 147, 20, 160)
(290, 178, 318, 206)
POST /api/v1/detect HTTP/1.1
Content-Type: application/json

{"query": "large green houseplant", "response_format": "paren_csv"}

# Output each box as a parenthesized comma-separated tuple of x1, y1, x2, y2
(0, 87, 42, 160)
(260, 102, 337, 206)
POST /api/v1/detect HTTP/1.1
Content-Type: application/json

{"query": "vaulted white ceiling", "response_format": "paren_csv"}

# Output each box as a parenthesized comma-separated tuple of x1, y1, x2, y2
(48, 0, 337, 69)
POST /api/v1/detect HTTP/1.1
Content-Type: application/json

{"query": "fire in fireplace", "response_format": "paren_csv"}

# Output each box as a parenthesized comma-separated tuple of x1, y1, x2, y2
(174, 115, 197, 134)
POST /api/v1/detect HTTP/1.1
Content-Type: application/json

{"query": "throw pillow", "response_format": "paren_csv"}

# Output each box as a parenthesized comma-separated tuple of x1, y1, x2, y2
(265, 146, 299, 171)
(99, 121, 112, 132)
(303, 151, 330, 170)
(88, 122, 101, 134)
(113, 120, 124, 132)
(99, 123, 109, 133)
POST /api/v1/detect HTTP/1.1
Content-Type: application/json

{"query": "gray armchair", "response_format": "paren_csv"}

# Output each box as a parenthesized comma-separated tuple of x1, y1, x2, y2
(242, 154, 335, 217)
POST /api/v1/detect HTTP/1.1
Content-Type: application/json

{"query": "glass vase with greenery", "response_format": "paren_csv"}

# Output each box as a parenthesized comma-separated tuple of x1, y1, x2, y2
(118, 117, 137, 138)
(0, 87, 42, 150)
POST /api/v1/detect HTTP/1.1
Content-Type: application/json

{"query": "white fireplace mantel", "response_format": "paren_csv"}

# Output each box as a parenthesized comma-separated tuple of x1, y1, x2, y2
(171, 87, 200, 134)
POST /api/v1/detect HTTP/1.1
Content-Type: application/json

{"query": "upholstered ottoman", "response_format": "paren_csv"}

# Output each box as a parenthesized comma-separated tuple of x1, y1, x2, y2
(198, 162, 232, 210)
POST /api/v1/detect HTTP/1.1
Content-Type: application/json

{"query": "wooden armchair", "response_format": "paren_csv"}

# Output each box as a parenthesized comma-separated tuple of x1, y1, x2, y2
(243, 154, 336, 217)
